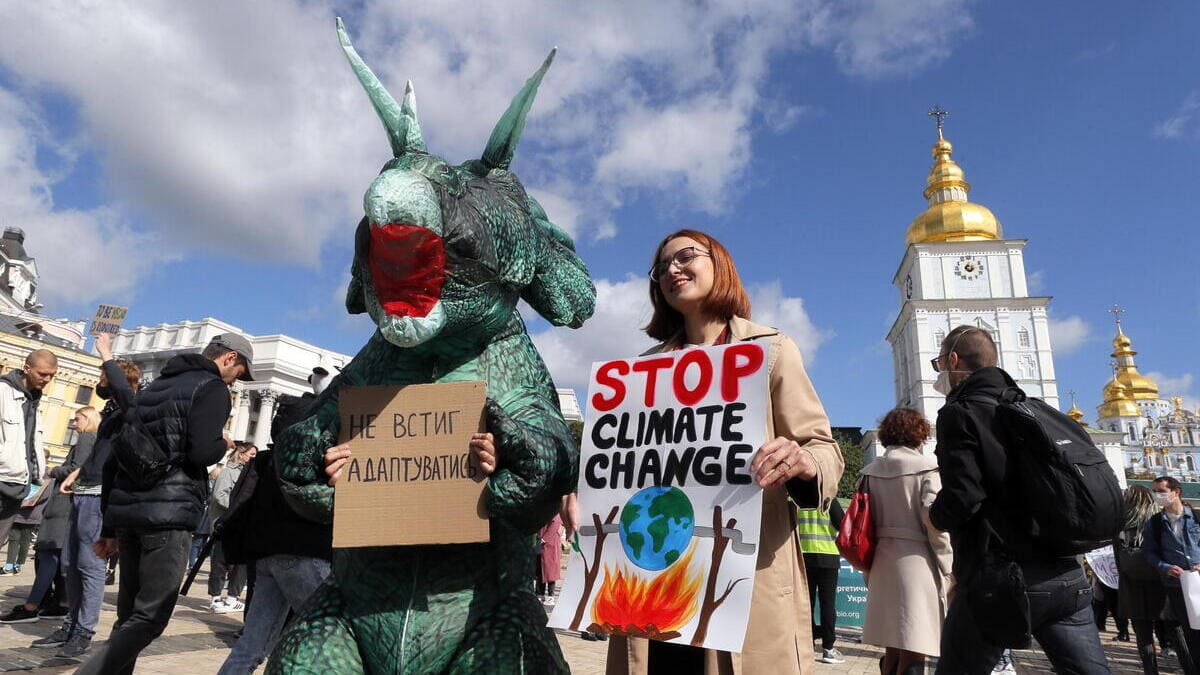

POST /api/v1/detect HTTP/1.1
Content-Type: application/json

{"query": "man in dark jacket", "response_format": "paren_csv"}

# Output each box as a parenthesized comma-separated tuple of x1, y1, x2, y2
(927, 326, 1109, 674)
(77, 333, 253, 675)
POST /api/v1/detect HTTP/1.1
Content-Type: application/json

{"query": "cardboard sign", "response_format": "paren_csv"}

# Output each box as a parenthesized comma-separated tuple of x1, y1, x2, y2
(89, 304, 128, 335)
(549, 343, 768, 653)
(334, 381, 488, 548)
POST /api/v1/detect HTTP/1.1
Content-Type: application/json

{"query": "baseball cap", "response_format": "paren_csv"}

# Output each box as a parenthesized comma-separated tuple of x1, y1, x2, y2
(208, 333, 255, 381)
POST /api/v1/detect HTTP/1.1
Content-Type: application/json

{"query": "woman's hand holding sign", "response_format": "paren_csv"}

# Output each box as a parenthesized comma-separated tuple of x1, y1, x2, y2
(469, 433, 497, 475)
(750, 437, 816, 489)
(325, 432, 498, 487)
(325, 443, 353, 485)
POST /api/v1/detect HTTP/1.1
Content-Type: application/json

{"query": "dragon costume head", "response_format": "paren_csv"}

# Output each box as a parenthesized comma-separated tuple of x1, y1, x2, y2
(337, 19, 593, 350)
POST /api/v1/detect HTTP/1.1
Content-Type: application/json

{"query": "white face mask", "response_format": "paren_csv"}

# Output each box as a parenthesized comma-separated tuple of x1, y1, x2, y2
(1154, 492, 1175, 508)
(934, 370, 970, 396)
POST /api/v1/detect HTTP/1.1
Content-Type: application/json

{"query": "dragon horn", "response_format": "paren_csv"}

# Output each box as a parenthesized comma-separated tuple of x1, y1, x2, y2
(336, 17, 426, 156)
(481, 48, 556, 170)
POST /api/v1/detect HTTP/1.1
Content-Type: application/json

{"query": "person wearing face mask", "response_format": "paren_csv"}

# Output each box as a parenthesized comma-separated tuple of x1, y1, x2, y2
(36, 332, 141, 657)
(927, 326, 1111, 674)
(1143, 476, 1200, 672)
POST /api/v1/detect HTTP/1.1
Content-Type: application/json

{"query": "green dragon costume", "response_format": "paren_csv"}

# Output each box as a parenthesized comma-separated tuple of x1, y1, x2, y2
(267, 19, 595, 674)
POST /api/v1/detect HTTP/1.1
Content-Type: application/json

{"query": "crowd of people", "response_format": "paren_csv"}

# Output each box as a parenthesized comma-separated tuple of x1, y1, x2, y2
(0, 228, 1186, 674)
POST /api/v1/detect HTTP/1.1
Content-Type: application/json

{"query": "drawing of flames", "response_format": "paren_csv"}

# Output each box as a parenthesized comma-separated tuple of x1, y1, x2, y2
(587, 545, 703, 641)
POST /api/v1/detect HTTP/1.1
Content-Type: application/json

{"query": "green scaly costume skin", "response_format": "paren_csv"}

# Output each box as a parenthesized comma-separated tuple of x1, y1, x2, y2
(267, 20, 595, 674)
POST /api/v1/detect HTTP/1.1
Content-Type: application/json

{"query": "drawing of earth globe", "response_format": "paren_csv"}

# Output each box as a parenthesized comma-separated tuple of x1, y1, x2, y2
(618, 486, 695, 571)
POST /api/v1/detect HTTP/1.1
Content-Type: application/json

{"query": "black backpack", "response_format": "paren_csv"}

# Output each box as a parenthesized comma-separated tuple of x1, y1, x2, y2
(112, 411, 178, 490)
(977, 386, 1124, 555)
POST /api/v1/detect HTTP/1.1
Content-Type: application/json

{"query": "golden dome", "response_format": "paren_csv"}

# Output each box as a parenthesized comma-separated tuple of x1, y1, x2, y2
(1109, 322, 1160, 400)
(1066, 404, 1085, 424)
(1099, 376, 1140, 418)
(905, 131, 1003, 245)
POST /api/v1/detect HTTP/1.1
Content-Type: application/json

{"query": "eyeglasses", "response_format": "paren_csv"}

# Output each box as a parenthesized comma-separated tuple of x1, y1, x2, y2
(649, 246, 711, 282)
(930, 354, 948, 373)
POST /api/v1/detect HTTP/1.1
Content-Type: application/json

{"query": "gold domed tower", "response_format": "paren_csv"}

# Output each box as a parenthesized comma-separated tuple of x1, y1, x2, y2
(1109, 318, 1159, 400)
(887, 107, 1060, 424)
(905, 112, 1003, 245)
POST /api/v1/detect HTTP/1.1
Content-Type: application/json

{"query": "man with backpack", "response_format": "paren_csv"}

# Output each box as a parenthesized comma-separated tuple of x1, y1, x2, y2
(1143, 476, 1200, 669)
(77, 333, 253, 675)
(927, 325, 1113, 674)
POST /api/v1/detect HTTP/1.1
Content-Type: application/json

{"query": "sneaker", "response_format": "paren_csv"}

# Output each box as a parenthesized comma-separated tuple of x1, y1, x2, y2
(215, 597, 245, 614)
(104, 570, 115, 585)
(993, 652, 1017, 673)
(0, 565, 11, 576)
(207, 597, 225, 612)
(56, 634, 91, 658)
(31, 628, 70, 647)
(820, 648, 845, 664)
(37, 606, 68, 619)
(544, 596, 556, 607)
(0, 606, 39, 624)
(12, 565, 21, 574)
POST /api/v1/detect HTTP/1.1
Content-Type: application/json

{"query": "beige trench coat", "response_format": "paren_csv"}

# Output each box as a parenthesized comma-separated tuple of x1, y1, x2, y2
(607, 316, 844, 675)
(859, 446, 953, 656)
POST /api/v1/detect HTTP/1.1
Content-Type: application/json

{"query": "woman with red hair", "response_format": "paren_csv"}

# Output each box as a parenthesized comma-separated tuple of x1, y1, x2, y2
(602, 229, 844, 675)
(860, 407, 953, 675)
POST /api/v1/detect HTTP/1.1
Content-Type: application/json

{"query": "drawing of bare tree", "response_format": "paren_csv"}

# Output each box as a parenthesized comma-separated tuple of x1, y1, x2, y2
(691, 505, 747, 646)
(569, 505, 620, 630)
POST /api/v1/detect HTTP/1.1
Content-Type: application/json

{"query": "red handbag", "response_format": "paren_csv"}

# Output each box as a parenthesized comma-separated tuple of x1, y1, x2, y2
(836, 476, 875, 571)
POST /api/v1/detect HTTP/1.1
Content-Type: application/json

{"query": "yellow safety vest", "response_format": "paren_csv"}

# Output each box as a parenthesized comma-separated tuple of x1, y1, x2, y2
(796, 507, 839, 556)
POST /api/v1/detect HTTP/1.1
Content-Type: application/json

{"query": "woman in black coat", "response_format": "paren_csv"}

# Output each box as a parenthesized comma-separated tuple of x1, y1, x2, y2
(1116, 484, 1170, 674)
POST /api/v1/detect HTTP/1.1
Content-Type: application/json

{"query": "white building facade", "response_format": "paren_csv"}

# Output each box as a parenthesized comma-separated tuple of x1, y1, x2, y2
(111, 318, 351, 448)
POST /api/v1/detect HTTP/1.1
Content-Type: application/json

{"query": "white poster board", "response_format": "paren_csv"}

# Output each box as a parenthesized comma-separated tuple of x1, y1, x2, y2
(1084, 545, 1119, 590)
(548, 343, 768, 653)
(1181, 570, 1200, 630)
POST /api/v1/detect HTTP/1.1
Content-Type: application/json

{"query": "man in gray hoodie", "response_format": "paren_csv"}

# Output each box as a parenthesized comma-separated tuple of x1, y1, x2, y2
(0, 349, 57, 546)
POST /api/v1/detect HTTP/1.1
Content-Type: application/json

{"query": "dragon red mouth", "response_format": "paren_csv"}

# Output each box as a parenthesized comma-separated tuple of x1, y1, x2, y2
(367, 223, 446, 319)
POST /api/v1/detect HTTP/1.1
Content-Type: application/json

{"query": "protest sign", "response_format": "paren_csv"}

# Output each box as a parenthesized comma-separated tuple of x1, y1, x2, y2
(334, 381, 488, 548)
(548, 343, 767, 653)
(89, 304, 128, 335)
(1084, 545, 1119, 590)
(835, 560, 868, 628)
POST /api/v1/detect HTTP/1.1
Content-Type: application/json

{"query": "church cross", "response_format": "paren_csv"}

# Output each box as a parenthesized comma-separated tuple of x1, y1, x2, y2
(1068, 389, 1078, 407)
(927, 105, 950, 135)
(1108, 303, 1125, 327)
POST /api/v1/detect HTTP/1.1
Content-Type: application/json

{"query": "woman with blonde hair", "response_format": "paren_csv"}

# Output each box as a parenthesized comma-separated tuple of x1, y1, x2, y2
(601, 228, 844, 674)
(860, 407, 952, 675)
(0, 406, 100, 629)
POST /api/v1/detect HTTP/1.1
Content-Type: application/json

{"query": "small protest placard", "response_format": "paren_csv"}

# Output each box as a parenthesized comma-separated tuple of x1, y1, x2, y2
(548, 343, 768, 653)
(334, 381, 488, 548)
(89, 304, 128, 335)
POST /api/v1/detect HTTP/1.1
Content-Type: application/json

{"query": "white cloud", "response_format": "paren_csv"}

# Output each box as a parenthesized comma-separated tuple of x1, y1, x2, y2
(531, 275, 829, 391)
(0, 86, 174, 306)
(1048, 315, 1092, 356)
(0, 1, 979, 290)
(1027, 269, 1046, 295)
(1155, 92, 1200, 141)
(806, 0, 976, 77)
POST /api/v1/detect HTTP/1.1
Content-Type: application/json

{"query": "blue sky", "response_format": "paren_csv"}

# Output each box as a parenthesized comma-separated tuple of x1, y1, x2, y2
(0, 2, 1197, 429)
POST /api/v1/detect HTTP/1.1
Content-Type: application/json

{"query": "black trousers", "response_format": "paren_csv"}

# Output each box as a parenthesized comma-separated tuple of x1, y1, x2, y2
(807, 564, 839, 649)
(75, 529, 191, 675)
